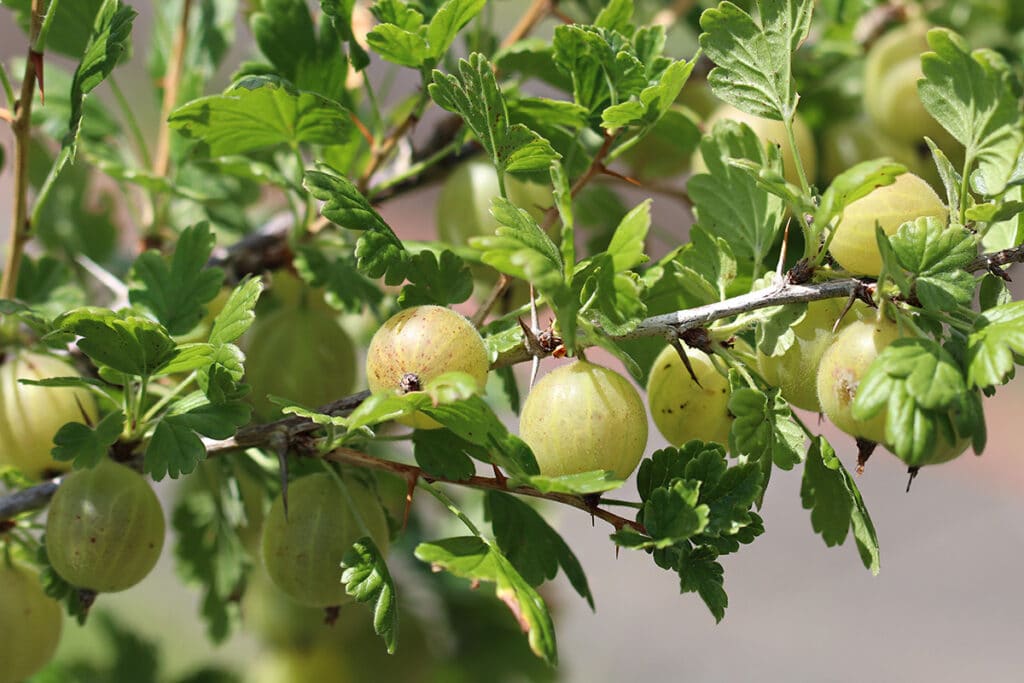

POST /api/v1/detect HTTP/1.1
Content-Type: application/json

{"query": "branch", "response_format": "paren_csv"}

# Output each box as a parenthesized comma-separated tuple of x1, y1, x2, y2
(5, 243, 1024, 522)
(325, 447, 643, 533)
(152, 0, 192, 180)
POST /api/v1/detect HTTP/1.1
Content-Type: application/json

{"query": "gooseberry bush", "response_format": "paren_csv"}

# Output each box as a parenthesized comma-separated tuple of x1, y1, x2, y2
(1, 0, 1024, 678)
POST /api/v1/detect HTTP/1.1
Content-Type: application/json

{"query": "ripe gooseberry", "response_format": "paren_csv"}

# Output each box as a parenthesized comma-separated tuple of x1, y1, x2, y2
(519, 360, 648, 480)
(45, 458, 166, 592)
(260, 471, 390, 608)
(647, 345, 732, 447)
(758, 298, 857, 412)
(0, 560, 63, 683)
(0, 351, 99, 479)
(365, 305, 490, 429)
(828, 172, 947, 276)
(816, 315, 903, 445)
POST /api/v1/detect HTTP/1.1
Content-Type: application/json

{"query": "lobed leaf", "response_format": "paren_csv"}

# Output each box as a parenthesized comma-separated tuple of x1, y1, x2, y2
(341, 538, 399, 654)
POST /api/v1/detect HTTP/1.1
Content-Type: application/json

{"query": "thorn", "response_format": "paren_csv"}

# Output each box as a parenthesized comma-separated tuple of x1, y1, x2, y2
(529, 283, 539, 333)
(324, 605, 340, 626)
(74, 394, 95, 427)
(905, 466, 920, 492)
(855, 437, 876, 475)
(600, 165, 642, 186)
(270, 432, 290, 519)
(491, 463, 507, 488)
(30, 50, 44, 105)
(669, 336, 702, 388)
(775, 219, 790, 280)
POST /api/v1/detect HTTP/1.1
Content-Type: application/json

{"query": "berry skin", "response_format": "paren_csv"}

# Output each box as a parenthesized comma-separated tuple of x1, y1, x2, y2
(0, 351, 99, 479)
(0, 560, 63, 683)
(519, 360, 648, 481)
(828, 172, 947, 276)
(261, 472, 390, 608)
(45, 459, 166, 592)
(365, 305, 490, 429)
(647, 345, 732, 447)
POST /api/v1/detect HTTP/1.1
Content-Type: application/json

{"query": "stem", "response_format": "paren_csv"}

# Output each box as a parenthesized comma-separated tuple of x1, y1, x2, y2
(141, 372, 196, 423)
(418, 480, 483, 536)
(0, 62, 15, 108)
(358, 87, 431, 193)
(784, 112, 811, 198)
(109, 76, 153, 169)
(33, 0, 60, 52)
(500, 0, 552, 50)
(959, 152, 973, 226)
(1, 0, 45, 300)
(152, 0, 192, 181)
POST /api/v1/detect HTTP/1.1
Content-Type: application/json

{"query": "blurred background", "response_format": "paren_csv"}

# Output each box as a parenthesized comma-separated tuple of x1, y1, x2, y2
(3, 1, 1024, 681)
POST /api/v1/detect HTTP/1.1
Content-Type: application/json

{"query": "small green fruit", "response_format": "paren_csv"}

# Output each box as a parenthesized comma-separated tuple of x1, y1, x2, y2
(647, 345, 732, 447)
(0, 560, 63, 683)
(519, 360, 648, 480)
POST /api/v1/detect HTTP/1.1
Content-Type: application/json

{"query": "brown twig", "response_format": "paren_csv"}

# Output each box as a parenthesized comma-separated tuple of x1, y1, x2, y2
(325, 447, 644, 533)
(1, 0, 45, 300)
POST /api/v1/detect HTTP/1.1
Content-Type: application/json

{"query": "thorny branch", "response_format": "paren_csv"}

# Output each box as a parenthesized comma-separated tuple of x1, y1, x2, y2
(8, 242, 1024, 524)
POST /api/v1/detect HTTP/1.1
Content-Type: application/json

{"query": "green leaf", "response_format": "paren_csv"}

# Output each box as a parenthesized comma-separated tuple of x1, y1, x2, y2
(304, 166, 410, 284)
(527, 470, 624, 495)
(550, 24, 649, 114)
(173, 485, 250, 642)
(145, 419, 207, 481)
(473, 197, 578, 349)
(814, 160, 906, 235)
(169, 76, 352, 156)
(398, 250, 474, 308)
(414, 537, 558, 665)
(209, 278, 263, 345)
(698, 0, 813, 120)
(425, 0, 486, 62)
(728, 384, 805, 471)
(58, 308, 178, 377)
(129, 223, 225, 336)
(890, 218, 977, 275)
(412, 429, 477, 480)
(51, 411, 125, 468)
(320, 0, 370, 70)
(251, 0, 348, 98)
(688, 120, 786, 266)
(677, 544, 728, 623)
(5, 0, 104, 57)
(169, 401, 252, 440)
(485, 491, 594, 609)
(640, 480, 709, 549)
(341, 538, 399, 654)
(602, 57, 695, 129)
(800, 436, 880, 574)
(605, 200, 651, 272)
(919, 28, 1024, 196)
(60, 0, 137, 168)
(429, 53, 560, 175)
(365, 22, 428, 67)
(967, 301, 1024, 388)
(37, 534, 90, 624)
(294, 246, 383, 313)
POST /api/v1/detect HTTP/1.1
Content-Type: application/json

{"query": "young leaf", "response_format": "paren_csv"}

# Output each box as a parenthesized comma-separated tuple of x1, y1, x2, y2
(169, 76, 353, 157)
(601, 57, 694, 129)
(966, 300, 1024, 388)
(698, 0, 813, 120)
(429, 53, 559, 175)
(889, 217, 977, 312)
(398, 250, 474, 308)
(484, 491, 594, 609)
(415, 536, 558, 665)
(51, 411, 125, 469)
(60, 0, 137, 168)
(919, 29, 1024, 197)
(341, 538, 399, 654)
(303, 167, 410, 284)
(294, 246, 383, 313)
(250, 0, 348, 98)
(208, 277, 264, 345)
(800, 436, 880, 574)
(129, 223, 225, 336)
